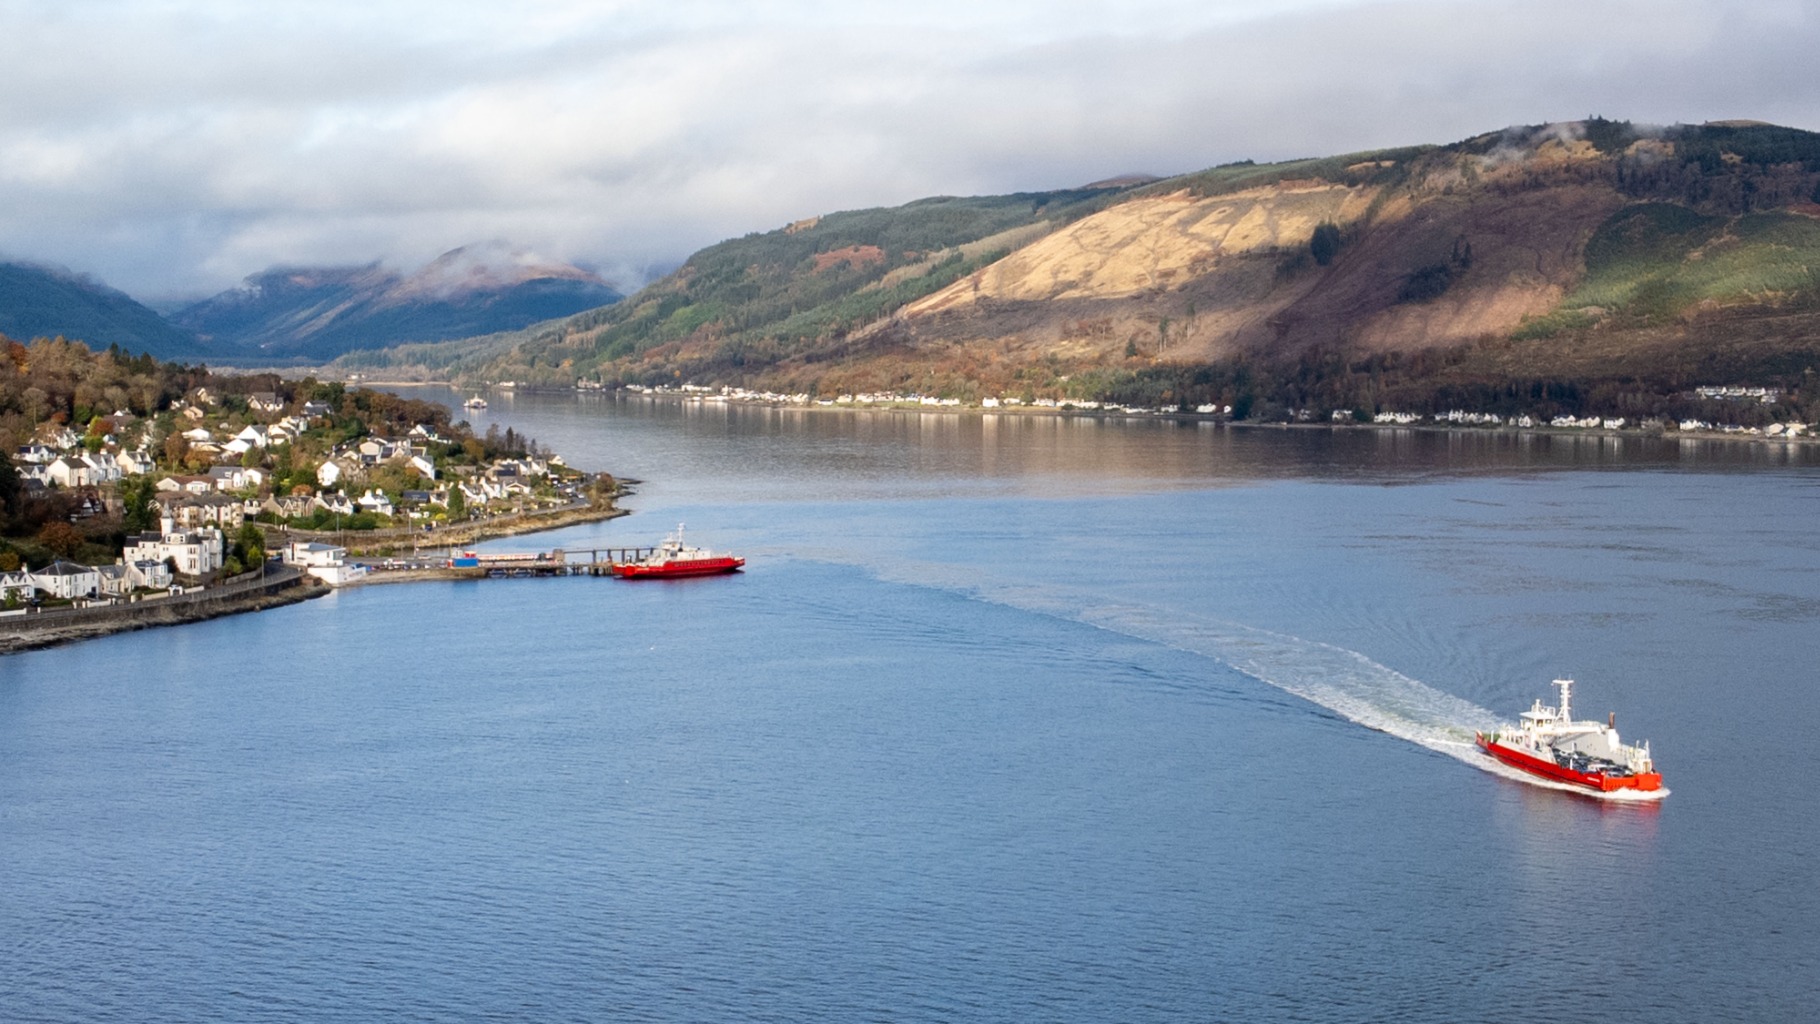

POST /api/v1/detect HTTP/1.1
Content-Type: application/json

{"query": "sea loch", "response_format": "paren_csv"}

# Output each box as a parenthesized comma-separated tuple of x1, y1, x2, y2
(4, 391, 1817, 1022)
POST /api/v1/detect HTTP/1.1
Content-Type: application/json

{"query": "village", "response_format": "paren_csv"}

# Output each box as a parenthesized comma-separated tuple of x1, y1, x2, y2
(618, 381, 1812, 436)
(2, 380, 612, 613)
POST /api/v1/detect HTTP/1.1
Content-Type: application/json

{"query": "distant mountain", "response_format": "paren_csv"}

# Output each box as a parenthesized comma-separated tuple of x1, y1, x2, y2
(0, 261, 205, 359)
(174, 243, 622, 360)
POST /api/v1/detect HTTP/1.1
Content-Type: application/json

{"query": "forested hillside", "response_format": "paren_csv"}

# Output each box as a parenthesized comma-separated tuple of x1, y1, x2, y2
(352, 120, 1820, 422)
(0, 263, 206, 360)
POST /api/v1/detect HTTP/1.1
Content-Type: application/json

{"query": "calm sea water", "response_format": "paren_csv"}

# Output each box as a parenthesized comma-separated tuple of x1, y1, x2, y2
(5, 391, 1819, 1022)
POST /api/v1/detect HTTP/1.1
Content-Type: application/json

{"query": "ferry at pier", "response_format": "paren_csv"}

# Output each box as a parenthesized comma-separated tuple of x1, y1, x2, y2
(1476, 678, 1663, 794)
(608, 525, 744, 579)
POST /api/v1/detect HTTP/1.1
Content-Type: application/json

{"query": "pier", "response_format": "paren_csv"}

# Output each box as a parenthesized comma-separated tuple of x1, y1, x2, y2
(352, 547, 661, 580)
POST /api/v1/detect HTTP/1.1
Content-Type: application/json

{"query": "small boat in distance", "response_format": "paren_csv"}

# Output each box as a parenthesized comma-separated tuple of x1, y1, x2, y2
(609, 524, 745, 579)
(463, 394, 488, 410)
(1476, 678, 1663, 794)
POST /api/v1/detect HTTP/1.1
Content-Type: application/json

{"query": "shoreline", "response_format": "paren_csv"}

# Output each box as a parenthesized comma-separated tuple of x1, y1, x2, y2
(282, 495, 629, 557)
(1, 499, 628, 654)
(1, 573, 331, 656)
(601, 389, 1820, 447)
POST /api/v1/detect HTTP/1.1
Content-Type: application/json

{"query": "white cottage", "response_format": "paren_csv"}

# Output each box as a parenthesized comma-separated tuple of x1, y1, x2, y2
(30, 560, 102, 600)
(123, 521, 224, 579)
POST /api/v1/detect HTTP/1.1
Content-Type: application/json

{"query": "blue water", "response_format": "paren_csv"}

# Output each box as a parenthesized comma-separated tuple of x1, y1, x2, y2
(5, 395, 1819, 1022)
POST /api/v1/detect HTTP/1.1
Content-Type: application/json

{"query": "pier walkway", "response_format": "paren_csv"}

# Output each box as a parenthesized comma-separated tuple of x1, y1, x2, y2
(352, 547, 661, 581)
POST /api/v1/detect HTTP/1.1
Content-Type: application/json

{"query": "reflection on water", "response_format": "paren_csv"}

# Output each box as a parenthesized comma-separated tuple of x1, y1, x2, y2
(408, 386, 1820, 506)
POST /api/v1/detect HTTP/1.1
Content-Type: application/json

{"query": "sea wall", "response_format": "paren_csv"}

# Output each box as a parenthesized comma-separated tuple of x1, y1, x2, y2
(0, 567, 328, 654)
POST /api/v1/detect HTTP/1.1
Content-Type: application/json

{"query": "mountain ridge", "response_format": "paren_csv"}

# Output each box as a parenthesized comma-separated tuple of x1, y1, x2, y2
(388, 119, 1820, 417)
(173, 242, 622, 360)
(0, 261, 207, 360)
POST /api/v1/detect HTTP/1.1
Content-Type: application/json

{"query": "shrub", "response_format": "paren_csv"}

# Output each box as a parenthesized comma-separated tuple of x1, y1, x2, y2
(1311, 223, 1343, 266)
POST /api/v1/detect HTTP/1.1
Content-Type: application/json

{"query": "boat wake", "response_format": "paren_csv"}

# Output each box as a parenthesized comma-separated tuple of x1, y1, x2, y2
(881, 568, 1671, 801)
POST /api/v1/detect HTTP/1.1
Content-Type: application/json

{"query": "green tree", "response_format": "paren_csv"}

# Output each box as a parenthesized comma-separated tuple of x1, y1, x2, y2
(447, 486, 466, 519)
(0, 452, 20, 530)
(121, 475, 159, 534)
(1310, 222, 1343, 266)
(235, 523, 266, 566)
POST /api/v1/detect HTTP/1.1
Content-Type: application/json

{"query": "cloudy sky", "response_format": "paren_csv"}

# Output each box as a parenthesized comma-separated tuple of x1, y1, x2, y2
(3, 0, 1817, 299)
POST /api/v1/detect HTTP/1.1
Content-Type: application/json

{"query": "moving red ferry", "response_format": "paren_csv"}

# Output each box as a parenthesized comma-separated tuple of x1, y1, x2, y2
(1476, 679, 1663, 794)
(609, 524, 745, 579)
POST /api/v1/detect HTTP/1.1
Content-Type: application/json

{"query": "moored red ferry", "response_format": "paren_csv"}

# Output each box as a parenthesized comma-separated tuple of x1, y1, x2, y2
(609, 524, 745, 579)
(1476, 678, 1663, 794)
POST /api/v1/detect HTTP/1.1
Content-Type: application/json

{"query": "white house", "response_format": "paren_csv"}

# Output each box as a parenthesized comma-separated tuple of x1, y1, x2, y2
(317, 460, 348, 488)
(315, 491, 357, 516)
(45, 456, 89, 488)
(284, 541, 346, 568)
(1, 571, 33, 604)
(124, 521, 225, 579)
(409, 454, 438, 480)
(156, 475, 215, 496)
(95, 563, 132, 597)
(115, 449, 156, 476)
(205, 466, 250, 492)
(128, 559, 173, 590)
(283, 540, 366, 586)
(82, 453, 121, 484)
(30, 560, 102, 600)
(355, 489, 395, 517)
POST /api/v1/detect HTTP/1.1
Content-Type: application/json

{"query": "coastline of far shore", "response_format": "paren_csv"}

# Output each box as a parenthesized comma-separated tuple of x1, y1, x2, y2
(586, 387, 1820, 447)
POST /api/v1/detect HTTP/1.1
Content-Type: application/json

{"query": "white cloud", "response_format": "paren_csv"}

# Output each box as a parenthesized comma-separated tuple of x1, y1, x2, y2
(0, 0, 1816, 299)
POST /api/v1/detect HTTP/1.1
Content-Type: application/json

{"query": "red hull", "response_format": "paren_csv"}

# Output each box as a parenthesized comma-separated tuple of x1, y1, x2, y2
(1476, 733, 1662, 792)
(609, 557, 744, 579)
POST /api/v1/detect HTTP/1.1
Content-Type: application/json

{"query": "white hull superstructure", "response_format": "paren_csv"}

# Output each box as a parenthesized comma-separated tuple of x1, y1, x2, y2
(1476, 679, 1663, 794)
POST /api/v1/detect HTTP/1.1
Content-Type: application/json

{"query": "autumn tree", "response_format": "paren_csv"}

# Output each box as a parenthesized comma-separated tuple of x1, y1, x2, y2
(37, 520, 84, 557)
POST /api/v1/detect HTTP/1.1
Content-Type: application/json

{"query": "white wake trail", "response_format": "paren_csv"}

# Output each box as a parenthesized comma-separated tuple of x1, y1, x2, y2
(945, 577, 1671, 801)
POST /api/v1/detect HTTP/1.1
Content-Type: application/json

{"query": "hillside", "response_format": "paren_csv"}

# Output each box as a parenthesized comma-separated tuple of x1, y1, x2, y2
(175, 243, 622, 362)
(332, 188, 1136, 382)
(0, 262, 207, 360)
(363, 120, 1820, 417)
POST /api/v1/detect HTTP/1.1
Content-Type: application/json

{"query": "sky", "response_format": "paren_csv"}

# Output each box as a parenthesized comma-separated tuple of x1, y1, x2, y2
(2, 0, 1817, 300)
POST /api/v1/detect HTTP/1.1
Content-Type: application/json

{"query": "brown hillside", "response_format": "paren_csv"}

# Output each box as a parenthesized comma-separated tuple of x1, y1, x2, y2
(887, 179, 1625, 365)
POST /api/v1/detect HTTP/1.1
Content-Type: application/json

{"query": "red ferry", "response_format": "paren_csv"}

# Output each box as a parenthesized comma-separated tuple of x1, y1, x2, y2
(1476, 678, 1663, 794)
(609, 524, 745, 579)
